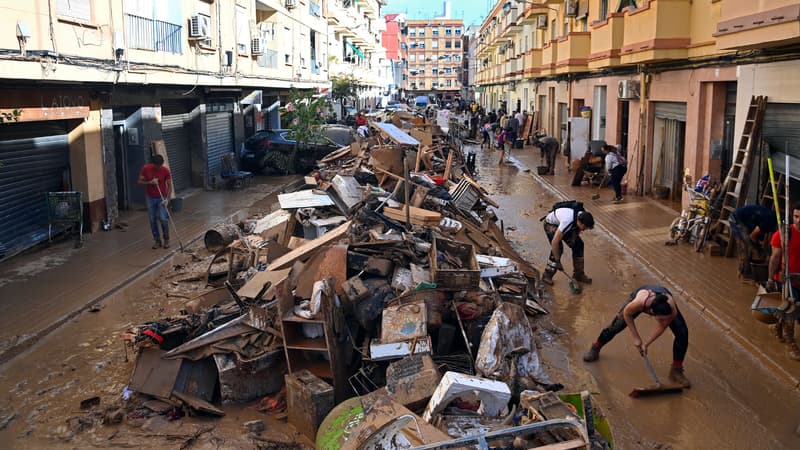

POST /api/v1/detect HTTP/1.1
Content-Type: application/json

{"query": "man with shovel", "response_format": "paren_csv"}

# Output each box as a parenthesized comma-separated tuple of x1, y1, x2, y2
(138, 154, 173, 249)
(582, 285, 691, 388)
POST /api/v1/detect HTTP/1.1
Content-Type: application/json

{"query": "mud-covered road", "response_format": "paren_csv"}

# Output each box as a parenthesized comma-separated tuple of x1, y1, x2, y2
(0, 146, 798, 449)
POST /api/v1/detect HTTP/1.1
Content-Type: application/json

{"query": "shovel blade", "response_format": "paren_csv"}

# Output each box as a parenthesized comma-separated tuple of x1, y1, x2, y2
(629, 384, 684, 398)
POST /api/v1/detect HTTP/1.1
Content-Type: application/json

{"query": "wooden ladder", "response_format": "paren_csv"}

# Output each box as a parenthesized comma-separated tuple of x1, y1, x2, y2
(711, 95, 768, 256)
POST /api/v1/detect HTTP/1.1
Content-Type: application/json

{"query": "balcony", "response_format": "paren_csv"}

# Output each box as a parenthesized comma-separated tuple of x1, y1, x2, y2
(357, 0, 378, 19)
(588, 12, 625, 69)
(714, 1, 800, 50)
(540, 40, 559, 76)
(555, 32, 590, 74)
(619, 0, 691, 65)
(523, 48, 543, 78)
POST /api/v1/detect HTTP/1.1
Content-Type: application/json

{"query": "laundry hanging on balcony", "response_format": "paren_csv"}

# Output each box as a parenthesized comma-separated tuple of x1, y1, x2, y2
(345, 41, 365, 59)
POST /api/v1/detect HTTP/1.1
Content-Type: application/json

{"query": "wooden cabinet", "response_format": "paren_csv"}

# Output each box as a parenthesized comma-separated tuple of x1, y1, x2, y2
(277, 274, 349, 401)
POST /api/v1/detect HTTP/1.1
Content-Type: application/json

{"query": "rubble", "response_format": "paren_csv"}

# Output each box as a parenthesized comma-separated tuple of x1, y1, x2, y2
(115, 112, 612, 449)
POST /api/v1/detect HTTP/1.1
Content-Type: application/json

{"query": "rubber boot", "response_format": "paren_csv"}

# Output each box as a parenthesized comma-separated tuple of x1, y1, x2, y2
(669, 365, 691, 388)
(152, 239, 162, 249)
(541, 267, 556, 286)
(582, 344, 600, 362)
(785, 319, 800, 361)
(770, 320, 786, 343)
(573, 257, 592, 284)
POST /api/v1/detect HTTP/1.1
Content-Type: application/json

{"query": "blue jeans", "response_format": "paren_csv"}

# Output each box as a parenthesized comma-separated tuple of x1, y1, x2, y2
(146, 197, 169, 242)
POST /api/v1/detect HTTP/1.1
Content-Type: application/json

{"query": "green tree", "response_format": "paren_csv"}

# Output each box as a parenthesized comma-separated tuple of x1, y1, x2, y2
(331, 75, 360, 120)
(283, 88, 326, 149)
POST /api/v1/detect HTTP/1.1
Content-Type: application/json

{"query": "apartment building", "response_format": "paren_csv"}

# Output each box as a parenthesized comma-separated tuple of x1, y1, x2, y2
(462, 25, 481, 101)
(325, 0, 389, 112)
(404, 19, 465, 103)
(476, 0, 800, 208)
(383, 13, 406, 102)
(0, 0, 390, 259)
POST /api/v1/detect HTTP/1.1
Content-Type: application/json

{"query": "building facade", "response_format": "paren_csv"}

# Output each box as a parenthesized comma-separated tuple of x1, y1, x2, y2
(0, 0, 386, 260)
(404, 19, 465, 103)
(475, 0, 800, 209)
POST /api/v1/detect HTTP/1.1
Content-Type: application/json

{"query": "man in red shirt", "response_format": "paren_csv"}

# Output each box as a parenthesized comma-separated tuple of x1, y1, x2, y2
(138, 154, 173, 249)
(767, 202, 800, 360)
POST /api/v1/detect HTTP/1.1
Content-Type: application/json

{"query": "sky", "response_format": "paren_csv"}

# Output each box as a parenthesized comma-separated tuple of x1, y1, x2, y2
(382, 0, 493, 28)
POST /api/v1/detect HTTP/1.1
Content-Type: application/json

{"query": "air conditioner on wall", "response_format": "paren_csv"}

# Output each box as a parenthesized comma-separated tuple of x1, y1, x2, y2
(251, 38, 263, 55)
(285, 0, 296, 8)
(536, 15, 547, 29)
(618, 80, 640, 100)
(565, 0, 579, 18)
(189, 14, 211, 38)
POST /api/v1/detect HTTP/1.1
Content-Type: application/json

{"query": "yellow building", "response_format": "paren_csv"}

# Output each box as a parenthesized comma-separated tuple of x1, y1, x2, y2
(0, 0, 384, 257)
(404, 19, 465, 103)
(476, 0, 800, 206)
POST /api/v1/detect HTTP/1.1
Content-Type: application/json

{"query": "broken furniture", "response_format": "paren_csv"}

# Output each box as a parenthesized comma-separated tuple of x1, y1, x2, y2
(220, 152, 254, 189)
(286, 369, 335, 441)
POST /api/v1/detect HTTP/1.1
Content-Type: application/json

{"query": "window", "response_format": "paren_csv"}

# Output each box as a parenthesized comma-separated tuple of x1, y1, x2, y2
(455, 55, 461, 61)
(432, 40, 438, 48)
(445, 28, 451, 35)
(409, 54, 415, 61)
(410, 29, 416, 36)
(310, 30, 319, 73)
(617, 0, 637, 12)
(432, 68, 438, 74)
(444, 67, 452, 73)
(400, 42, 407, 49)
(419, 68, 425, 74)
(432, 28, 439, 35)
(310, 0, 321, 17)
(445, 41, 451, 48)
(432, 82, 438, 88)
(419, 28, 425, 35)
(600, 0, 608, 20)
(419, 43, 425, 49)
(455, 28, 461, 35)
(446, 80, 451, 87)
(57, 0, 91, 22)
(419, 81, 425, 87)
(455, 41, 461, 48)
(443, 55, 451, 61)
(124, 0, 183, 54)
(237, 5, 249, 54)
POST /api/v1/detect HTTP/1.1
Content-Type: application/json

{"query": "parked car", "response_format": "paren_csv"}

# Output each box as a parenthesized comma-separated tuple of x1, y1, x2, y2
(342, 106, 357, 126)
(239, 126, 355, 174)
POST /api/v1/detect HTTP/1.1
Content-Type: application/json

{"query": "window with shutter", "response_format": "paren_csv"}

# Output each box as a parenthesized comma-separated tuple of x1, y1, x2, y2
(236, 5, 249, 54)
(57, 0, 91, 22)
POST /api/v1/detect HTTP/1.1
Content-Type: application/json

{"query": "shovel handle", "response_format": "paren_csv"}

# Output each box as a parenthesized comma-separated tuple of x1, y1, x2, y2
(641, 352, 661, 385)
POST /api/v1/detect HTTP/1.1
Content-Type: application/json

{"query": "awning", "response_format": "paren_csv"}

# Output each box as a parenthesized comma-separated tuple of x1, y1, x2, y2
(345, 41, 365, 58)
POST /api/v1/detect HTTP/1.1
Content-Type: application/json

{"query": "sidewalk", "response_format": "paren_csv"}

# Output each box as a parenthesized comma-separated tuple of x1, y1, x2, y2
(0, 175, 296, 364)
(509, 146, 800, 389)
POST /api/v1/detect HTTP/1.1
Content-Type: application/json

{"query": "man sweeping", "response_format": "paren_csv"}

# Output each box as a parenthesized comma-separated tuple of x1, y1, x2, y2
(138, 154, 172, 249)
(582, 285, 691, 388)
(540, 201, 594, 286)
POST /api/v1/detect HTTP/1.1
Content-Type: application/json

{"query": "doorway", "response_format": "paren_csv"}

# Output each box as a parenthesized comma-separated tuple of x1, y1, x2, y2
(617, 100, 630, 155)
(113, 123, 129, 211)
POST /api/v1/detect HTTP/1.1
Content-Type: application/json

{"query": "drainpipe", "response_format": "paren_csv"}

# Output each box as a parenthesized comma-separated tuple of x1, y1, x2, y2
(635, 64, 649, 196)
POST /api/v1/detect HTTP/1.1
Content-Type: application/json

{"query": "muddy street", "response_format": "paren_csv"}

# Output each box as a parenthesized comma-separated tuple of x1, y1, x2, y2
(0, 143, 798, 449)
(470, 143, 800, 449)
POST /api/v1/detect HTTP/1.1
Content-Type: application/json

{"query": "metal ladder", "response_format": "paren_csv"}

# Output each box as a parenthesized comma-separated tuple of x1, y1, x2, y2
(710, 95, 768, 256)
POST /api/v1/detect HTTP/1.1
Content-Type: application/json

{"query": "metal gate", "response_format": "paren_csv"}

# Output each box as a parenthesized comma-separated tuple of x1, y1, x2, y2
(161, 113, 191, 192)
(206, 112, 233, 183)
(652, 102, 687, 201)
(0, 122, 70, 259)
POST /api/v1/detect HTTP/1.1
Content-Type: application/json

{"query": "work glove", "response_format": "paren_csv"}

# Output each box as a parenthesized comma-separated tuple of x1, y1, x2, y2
(547, 260, 564, 272)
(766, 280, 778, 293)
(161, 199, 169, 207)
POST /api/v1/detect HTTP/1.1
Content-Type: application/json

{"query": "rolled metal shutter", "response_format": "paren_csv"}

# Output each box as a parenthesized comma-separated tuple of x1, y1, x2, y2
(654, 102, 687, 121)
(161, 113, 191, 192)
(762, 102, 800, 179)
(206, 112, 233, 181)
(0, 122, 70, 258)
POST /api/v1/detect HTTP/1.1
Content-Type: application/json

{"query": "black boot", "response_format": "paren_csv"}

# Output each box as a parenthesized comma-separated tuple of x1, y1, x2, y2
(573, 257, 592, 284)
(541, 267, 556, 286)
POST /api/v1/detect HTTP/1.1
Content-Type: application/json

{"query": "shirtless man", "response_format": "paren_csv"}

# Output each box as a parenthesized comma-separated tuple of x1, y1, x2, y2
(582, 285, 691, 387)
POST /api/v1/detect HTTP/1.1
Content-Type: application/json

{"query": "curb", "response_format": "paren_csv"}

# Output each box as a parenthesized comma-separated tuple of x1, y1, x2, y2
(514, 156, 800, 391)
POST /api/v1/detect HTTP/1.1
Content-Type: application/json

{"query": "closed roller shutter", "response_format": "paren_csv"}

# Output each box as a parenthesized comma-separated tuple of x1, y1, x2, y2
(762, 102, 800, 179)
(206, 112, 233, 180)
(654, 102, 687, 121)
(0, 122, 70, 259)
(161, 113, 191, 192)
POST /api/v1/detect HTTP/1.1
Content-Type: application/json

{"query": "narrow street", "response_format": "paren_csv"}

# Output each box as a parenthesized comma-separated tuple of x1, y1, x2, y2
(0, 143, 797, 449)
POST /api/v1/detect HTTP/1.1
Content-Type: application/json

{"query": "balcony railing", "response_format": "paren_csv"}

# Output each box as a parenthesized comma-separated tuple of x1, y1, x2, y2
(555, 32, 590, 74)
(125, 13, 182, 54)
(619, 0, 691, 65)
(588, 13, 625, 69)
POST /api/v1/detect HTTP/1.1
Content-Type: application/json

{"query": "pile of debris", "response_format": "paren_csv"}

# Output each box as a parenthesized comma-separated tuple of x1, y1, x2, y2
(120, 116, 612, 449)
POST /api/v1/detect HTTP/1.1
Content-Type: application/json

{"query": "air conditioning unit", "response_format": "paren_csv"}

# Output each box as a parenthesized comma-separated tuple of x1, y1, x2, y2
(536, 15, 547, 29)
(251, 37, 263, 55)
(189, 14, 211, 38)
(565, 0, 579, 18)
(618, 79, 640, 100)
(285, 0, 296, 8)
(508, 81, 516, 91)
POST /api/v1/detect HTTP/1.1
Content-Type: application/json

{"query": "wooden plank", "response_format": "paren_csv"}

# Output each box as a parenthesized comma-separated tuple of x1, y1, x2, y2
(267, 221, 352, 270)
(443, 150, 454, 181)
(236, 268, 291, 300)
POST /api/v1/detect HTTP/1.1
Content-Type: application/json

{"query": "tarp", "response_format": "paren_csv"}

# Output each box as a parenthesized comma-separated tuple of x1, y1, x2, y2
(345, 41, 365, 58)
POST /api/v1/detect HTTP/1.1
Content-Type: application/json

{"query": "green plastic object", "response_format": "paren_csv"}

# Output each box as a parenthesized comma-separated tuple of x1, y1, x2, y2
(315, 396, 365, 450)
